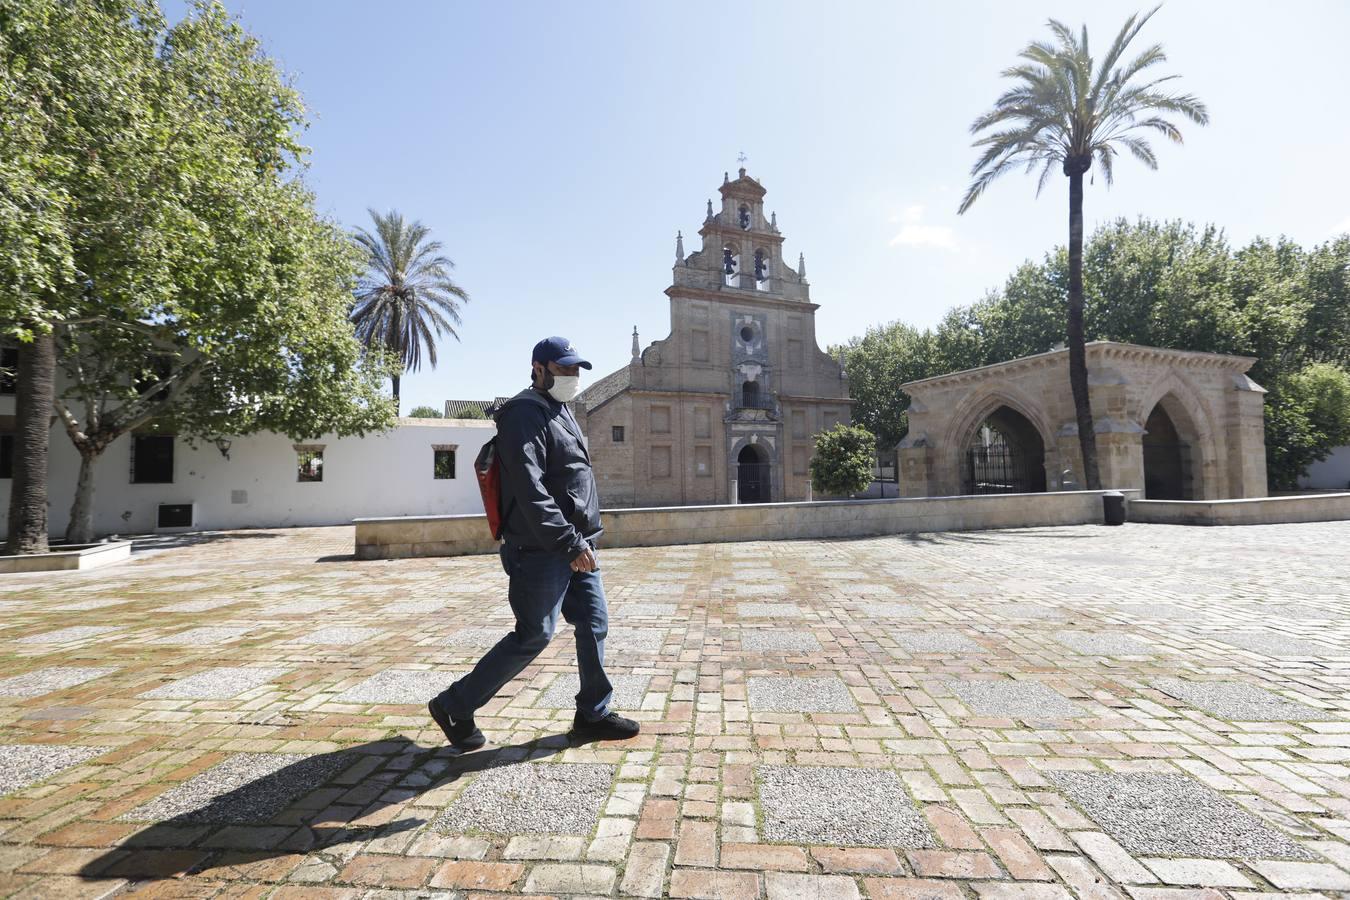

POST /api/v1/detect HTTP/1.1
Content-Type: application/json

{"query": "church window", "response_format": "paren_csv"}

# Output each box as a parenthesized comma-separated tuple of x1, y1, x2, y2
(691, 329, 709, 362)
(695, 445, 712, 476)
(652, 446, 672, 478)
(612, 426, 625, 443)
(742, 380, 762, 408)
(739, 325, 755, 344)
(738, 204, 750, 229)
(650, 405, 671, 434)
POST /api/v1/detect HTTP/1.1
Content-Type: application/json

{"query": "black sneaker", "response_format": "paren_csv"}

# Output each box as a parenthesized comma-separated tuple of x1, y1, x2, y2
(571, 711, 641, 741)
(428, 698, 485, 751)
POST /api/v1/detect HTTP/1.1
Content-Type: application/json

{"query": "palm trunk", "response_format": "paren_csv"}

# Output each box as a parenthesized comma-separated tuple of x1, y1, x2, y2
(1066, 169, 1101, 490)
(64, 448, 98, 545)
(4, 330, 55, 554)
(391, 373, 401, 414)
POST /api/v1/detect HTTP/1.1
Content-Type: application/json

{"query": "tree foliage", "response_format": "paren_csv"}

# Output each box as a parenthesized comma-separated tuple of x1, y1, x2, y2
(408, 405, 443, 418)
(3, 0, 397, 543)
(808, 424, 876, 497)
(841, 220, 1350, 490)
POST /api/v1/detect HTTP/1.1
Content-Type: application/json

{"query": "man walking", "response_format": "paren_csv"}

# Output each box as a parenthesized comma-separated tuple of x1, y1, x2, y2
(429, 337, 640, 750)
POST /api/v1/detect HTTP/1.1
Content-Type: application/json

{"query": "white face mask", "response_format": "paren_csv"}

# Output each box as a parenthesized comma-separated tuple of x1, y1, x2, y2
(547, 374, 582, 403)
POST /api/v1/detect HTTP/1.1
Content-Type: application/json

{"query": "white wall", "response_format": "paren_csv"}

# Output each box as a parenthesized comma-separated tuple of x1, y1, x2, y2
(0, 416, 494, 539)
(1300, 446, 1350, 491)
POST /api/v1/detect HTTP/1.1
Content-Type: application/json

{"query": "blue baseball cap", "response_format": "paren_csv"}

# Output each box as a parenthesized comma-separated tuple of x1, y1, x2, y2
(532, 336, 592, 370)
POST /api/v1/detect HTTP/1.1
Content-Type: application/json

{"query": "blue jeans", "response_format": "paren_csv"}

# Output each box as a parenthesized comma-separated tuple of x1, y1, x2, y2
(439, 543, 614, 723)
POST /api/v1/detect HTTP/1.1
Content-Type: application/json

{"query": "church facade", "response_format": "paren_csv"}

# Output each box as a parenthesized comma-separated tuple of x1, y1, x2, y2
(577, 168, 851, 508)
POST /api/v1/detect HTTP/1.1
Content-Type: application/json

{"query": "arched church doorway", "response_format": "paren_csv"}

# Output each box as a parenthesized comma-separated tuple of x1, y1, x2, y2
(737, 444, 771, 503)
(961, 406, 1047, 494)
(1143, 401, 1192, 499)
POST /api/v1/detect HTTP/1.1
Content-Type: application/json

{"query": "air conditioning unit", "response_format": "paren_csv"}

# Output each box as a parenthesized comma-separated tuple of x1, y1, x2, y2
(157, 503, 194, 529)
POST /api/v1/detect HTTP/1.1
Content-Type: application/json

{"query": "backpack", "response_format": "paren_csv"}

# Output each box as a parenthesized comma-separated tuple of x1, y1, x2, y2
(474, 438, 505, 540)
(474, 390, 550, 540)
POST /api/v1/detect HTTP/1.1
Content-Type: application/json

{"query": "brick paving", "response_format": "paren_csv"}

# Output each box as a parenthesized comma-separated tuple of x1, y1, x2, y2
(0, 521, 1347, 897)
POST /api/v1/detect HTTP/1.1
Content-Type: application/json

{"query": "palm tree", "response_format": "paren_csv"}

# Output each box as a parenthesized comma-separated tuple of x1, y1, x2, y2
(350, 209, 470, 410)
(3, 332, 56, 554)
(958, 7, 1207, 489)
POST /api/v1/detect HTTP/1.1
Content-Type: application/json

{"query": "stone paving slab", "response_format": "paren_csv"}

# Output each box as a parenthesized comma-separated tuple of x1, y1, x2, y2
(740, 629, 823, 652)
(1153, 677, 1341, 721)
(1054, 630, 1165, 656)
(891, 630, 982, 653)
(948, 678, 1086, 718)
(1050, 771, 1317, 860)
(533, 673, 652, 710)
(433, 763, 614, 835)
(292, 626, 387, 645)
(0, 666, 118, 699)
(747, 676, 859, 712)
(139, 666, 291, 700)
(758, 765, 936, 847)
(149, 625, 253, 644)
(121, 751, 354, 823)
(0, 744, 106, 796)
(13, 625, 119, 644)
(333, 669, 457, 704)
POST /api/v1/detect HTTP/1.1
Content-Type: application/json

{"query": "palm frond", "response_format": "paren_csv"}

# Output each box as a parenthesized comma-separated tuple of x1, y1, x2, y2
(961, 5, 1205, 212)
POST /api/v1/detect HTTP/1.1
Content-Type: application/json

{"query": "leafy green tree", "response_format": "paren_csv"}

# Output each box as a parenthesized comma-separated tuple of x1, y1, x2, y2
(833, 324, 939, 449)
(351, 210, 470, 410)
(1, 0, 168, 552)
(454, 405, 488, 420)
(959, 7, 1208, 490)
(1264, 364, 1350, 490)
(408, 405, 444, 418)
(809, 424, 876, 497)
(40, 1, 396, 544)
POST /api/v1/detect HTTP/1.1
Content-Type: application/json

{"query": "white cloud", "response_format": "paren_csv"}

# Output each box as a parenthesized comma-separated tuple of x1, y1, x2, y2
(888, 204, 958, 251)
(1333, 216, 1350, 237)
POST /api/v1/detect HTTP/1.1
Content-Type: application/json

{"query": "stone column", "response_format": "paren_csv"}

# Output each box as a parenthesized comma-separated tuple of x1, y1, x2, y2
(1226, 374, 1268, 498)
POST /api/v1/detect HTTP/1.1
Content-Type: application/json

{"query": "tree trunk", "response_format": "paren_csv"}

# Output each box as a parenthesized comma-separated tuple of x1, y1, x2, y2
(391, 373, 401, 414)
(1066, 169, 1101, 490)
(64, 448, 99, 545)
(4, 331, 55, 554)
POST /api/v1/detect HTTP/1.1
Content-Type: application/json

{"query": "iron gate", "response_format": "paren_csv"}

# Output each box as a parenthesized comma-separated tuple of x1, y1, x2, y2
(737, 463, 771, 503)
(964, 442, 1040, 494)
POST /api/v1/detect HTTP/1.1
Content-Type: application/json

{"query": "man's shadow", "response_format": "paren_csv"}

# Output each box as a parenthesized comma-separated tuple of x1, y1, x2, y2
(78, 732, 581, 883)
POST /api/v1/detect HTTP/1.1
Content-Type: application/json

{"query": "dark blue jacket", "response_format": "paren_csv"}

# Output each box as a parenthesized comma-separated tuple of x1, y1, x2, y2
(493, 387, 602, 557)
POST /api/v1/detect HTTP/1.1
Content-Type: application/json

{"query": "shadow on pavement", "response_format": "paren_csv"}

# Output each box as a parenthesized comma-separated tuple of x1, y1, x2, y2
(78, 732, 568, 884)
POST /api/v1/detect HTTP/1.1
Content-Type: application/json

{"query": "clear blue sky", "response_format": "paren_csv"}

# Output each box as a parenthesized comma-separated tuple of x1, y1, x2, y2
(171, 0, 1350, 414)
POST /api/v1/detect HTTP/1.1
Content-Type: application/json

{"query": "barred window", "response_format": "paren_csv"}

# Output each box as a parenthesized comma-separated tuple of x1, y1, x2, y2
(296, 447, 324, 482)
(612, 426, 625, 443)
(434, 448, 456, 479)
(131, 434, 175, 484)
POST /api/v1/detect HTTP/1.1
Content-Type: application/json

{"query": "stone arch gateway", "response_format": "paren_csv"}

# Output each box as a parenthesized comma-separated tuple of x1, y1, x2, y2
(898, 342, 1268, 499)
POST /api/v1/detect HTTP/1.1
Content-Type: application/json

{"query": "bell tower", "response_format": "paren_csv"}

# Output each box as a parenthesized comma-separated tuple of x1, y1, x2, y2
(580, 166, 849, 508)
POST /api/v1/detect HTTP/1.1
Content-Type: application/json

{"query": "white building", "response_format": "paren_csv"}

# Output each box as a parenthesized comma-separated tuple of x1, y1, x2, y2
(0, 360, 491, 539)
(1301, 446, 1350, 491)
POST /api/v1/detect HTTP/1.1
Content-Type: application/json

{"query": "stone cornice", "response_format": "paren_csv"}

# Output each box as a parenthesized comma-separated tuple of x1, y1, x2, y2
(697, 223, 786, 245)
(666, 286, 819, 313)
(901, 341, 1257, 391)
(777, 394, 856, 405)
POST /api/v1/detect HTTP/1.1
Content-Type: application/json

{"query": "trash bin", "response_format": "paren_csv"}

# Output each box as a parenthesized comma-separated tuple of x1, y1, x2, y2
(1102, 491, 1126, 526)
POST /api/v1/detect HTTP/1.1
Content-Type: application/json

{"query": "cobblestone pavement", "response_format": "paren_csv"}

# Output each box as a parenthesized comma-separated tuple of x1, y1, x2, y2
(1, 521, 1348, 899)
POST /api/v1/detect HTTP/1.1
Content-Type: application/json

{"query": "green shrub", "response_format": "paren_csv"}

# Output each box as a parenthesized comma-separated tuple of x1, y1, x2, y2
(808, 424, 876, 497)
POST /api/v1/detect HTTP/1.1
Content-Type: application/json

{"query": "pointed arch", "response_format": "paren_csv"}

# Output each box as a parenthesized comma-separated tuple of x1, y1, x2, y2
(1135, 369, 1220, 499)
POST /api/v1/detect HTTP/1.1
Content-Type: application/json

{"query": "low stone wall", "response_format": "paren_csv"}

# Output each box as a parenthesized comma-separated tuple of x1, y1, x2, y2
(354, 490, 1135, 560)
(1129, 492, 1350, 526)
(0, 541, 132, 574)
